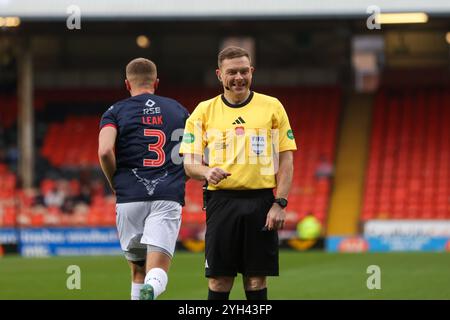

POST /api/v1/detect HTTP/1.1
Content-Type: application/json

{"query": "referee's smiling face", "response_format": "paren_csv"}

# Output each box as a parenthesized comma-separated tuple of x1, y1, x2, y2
(217, 56, 254, 99)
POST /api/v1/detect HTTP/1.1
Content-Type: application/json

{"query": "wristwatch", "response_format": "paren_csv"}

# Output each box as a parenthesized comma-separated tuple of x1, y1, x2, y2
(274, 198, 288, 208)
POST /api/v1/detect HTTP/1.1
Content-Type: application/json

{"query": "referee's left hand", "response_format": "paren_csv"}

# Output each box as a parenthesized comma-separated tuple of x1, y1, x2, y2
(264, 204, 286, 231)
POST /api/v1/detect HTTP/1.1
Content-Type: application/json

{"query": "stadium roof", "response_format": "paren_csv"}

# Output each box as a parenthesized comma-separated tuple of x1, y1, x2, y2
(2, 0, 450, 20)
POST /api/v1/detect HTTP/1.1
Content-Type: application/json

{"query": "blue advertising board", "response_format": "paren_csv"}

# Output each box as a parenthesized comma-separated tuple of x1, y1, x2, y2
(0, 228, 18, 244)
(17, 227, 122, 257)
(327, 236, 450, 252)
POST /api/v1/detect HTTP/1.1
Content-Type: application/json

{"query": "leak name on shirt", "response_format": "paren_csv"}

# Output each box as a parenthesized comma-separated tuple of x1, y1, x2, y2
(142, 115, 163, 125)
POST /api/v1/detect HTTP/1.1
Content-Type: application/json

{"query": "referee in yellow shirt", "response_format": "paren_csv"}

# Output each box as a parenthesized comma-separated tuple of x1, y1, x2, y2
(180, 46, 297, 300)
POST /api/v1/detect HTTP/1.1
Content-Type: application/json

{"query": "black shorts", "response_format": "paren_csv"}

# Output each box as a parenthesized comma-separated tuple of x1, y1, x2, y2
(204, 189, 279, 278)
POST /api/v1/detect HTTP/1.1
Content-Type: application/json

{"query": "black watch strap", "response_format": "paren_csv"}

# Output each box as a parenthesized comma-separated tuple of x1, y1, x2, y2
(274, 198, 288, 208)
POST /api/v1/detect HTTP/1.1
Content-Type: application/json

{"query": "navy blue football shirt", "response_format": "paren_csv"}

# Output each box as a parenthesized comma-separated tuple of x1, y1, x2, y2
(100, 93, 189, 205)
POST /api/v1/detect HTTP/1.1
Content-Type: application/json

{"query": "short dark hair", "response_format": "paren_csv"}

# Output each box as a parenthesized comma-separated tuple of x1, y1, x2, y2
(218, 46, 251, 68)
(126, 58, 157, 87)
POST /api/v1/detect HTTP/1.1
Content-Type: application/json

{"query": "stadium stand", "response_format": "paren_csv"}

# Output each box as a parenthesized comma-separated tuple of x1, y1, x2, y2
(266, 87, 341, 228)
(0, 162, 17, 227)
(0, 95, 17, 129)
(0, 94, 46, 129)
(361, 88, 450, 221)
(41, 115, 100, 167)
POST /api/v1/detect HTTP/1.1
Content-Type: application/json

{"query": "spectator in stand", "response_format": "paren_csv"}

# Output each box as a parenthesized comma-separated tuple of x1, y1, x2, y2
(44, 185, 65, 208)
(76, 184, 92, 206)
(72, 184, 91, 217)
(5, 144, 19, 171)
(314, 155, 334, 180)
(33, 189, 46, 207)
(61, 193, 77, 214)
(79, 167, 92, 188)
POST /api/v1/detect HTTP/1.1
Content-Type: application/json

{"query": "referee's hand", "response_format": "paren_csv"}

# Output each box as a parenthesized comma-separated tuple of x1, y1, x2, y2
(205, 167, 231, 185)
(264, 204, 286, 231)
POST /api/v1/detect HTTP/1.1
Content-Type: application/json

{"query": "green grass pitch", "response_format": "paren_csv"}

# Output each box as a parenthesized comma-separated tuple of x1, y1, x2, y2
(1, 251, 449, 299)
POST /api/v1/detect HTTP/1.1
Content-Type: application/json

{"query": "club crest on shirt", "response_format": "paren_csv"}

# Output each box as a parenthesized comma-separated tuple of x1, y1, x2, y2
(250, 135, 266, 155)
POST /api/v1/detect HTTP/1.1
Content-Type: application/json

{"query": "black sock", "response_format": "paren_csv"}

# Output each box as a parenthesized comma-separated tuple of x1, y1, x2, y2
(245, 288, 267, 300)
(208, 289, 230, 300)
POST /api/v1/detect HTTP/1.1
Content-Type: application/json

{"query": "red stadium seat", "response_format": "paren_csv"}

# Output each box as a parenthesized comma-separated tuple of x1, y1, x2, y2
(362, 88, 450, 221)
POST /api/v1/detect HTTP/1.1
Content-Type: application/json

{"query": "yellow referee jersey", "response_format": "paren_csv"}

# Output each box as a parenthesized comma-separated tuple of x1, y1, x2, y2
(180, 91, 297, 190)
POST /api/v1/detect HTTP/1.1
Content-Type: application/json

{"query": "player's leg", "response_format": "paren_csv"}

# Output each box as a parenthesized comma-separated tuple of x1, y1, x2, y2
(125, 255, 146, 300)
(205, 192, 241, 300)
(242, 276, 267, 300)
(140, 248, 172, 300)
(208, 276, 235, 300)
(116, 202, 149, 300)
(241, 190, 278, 300)
(139, 200, 182, 300)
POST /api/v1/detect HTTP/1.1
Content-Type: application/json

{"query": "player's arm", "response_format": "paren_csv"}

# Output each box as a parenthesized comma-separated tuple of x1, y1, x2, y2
(265, 150, 294, 230)
(98, 126, 117, 193)
(275, 150, 294, 199)
(183, 153, 230, 185)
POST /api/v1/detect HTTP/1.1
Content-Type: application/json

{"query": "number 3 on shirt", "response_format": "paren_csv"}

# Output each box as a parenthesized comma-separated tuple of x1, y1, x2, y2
(143, 129, 166, 167)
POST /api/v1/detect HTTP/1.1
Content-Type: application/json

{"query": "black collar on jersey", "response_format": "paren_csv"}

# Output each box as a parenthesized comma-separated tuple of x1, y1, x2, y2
(221, 91, 254, 108)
